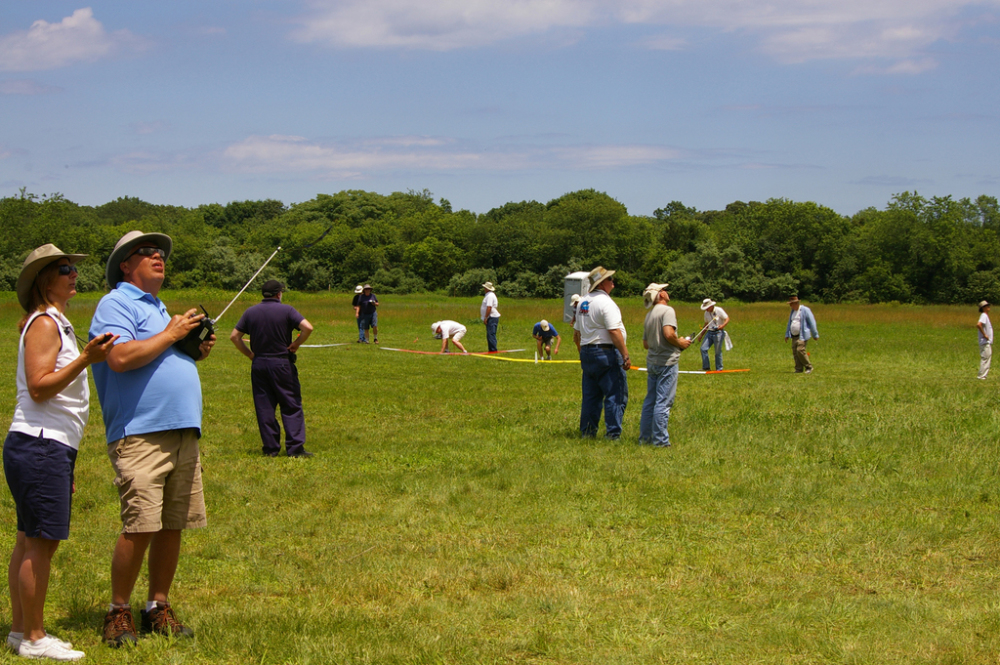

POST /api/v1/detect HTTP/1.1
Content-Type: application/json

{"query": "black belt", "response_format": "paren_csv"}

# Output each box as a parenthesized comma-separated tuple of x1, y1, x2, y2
(583, 343, 614, 349)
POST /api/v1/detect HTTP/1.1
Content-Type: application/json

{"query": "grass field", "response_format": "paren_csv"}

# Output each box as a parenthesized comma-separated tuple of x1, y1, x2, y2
(1, 291, 998, 664)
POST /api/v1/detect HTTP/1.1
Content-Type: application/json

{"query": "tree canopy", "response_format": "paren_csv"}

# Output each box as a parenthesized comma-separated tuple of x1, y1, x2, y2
(2, 187, 998, 304)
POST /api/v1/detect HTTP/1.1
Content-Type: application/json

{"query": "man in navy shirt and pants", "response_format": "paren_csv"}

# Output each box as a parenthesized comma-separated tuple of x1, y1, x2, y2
(230, 280, 315, 457)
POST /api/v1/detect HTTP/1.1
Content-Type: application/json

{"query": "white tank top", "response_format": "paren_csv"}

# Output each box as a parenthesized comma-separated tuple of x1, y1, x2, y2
(8, 308, 89, 449)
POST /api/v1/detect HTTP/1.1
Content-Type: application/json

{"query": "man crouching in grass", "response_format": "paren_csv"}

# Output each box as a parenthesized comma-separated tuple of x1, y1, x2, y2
(89, 231, 216, 647)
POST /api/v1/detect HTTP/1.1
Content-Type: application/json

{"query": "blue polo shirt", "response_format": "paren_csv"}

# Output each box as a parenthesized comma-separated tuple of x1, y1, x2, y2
(89, 282, 203, 443)
(532, 322, 559, 341)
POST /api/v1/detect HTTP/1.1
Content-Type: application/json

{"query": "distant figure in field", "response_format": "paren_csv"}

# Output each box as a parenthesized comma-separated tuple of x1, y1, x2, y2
(432, 321, 468, 354)
(573, 266, 630, 439)
(698, 298, 729, 371)
(785, 296, 819, 373)
(481, 282, 500, 352)
(357, 284, 379, 344)
(977, 300, 992, 380)
(532, 320, 561, 360)
(351, 285, 365, 343)
(639, 283, 690, 447)
(230, 280, 315, 458)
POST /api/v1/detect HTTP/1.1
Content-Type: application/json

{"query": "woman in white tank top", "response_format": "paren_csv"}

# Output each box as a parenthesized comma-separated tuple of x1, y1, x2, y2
(3, 244, 117, 660)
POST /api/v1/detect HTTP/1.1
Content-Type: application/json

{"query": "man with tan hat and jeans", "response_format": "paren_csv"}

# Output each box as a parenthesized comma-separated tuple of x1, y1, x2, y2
(785, 295, 818, 373)
(976, 300, 992, 379)
(640, 283, 690, 447)
(89, 230, 216, 647)
(573, 266, 630, 439)
(481, 281, 500, 352)
(698, 298, 729, 371)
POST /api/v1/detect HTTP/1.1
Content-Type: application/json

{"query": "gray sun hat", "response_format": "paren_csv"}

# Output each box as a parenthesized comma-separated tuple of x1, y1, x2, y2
(106, 230, 172, 288)
(16, 244, 87, 311)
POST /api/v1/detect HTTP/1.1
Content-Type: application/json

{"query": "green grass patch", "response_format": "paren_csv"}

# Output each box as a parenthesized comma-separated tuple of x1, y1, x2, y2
(0, 292, 998, 664)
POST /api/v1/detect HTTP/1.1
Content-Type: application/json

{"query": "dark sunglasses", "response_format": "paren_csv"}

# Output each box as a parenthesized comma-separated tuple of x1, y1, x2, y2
(129, 246, 166, 260)
(57, 265, 78, 276)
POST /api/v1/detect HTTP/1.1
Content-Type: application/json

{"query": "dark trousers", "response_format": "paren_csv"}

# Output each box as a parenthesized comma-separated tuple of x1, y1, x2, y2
(579, 345, 629, 439)
(251, 357, 306, 455)
(486, 317, 499, 352)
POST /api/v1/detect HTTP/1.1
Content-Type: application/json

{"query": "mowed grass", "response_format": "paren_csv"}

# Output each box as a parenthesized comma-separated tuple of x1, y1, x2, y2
(1, 291, 999, 664)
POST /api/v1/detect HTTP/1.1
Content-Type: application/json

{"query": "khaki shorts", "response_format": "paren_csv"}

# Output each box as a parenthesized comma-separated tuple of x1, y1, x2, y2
(107, 429, 207, 533)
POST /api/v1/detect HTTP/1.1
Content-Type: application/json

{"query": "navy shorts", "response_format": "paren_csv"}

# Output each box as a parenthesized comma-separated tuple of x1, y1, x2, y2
(3, 431, 77, 540)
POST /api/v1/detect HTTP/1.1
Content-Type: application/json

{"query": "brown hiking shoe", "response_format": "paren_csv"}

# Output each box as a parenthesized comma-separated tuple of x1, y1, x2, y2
(103, 605, 138, 648)
(140, 602, 194, 638)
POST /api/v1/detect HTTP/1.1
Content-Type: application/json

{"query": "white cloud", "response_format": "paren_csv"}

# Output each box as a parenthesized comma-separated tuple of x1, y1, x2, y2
(0, 8, 143, 72)
(0, 79, 61, 95)
(292, 0, 1000, 68)
(220, 134, 684, 177)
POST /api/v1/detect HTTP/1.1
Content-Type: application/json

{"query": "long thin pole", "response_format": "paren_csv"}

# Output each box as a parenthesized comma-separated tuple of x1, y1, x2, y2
(214, 246, 281, 324)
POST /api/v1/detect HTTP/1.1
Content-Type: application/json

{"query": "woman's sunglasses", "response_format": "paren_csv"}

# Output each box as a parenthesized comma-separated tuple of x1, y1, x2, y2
(57, 265, 78, 276)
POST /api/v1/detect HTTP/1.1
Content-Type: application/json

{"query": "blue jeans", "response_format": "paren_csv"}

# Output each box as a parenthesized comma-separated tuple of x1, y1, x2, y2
(356, 316, 365, 342)
(579, 345, 629, 439)
(701, 330, 724, 371)
(639, 363, 678, 447)
(486, 317, 499, 352)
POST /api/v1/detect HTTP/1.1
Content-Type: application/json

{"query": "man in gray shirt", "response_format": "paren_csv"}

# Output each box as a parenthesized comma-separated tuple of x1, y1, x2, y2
(639, 283, 691, 447)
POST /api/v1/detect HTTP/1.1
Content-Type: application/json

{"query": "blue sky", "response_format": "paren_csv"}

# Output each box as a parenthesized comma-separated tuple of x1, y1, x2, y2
(1, 1, 998, 217)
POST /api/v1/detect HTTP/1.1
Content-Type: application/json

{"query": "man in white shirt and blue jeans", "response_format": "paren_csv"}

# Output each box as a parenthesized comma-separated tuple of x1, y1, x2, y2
(977, 300, 992, 379)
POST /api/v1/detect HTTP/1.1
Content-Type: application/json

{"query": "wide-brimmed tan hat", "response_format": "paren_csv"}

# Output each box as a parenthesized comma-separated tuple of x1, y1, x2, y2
(482, 282, 496, 292)
(354, 285, 363, 294)
(106, 230, 172, 288)
(16, 244, 87, 311)
(642, 283, 669, 309)
(979, 300, 990, 311)
(588, 266, 616, 292)
(700, 298, 716, 311)
(363, 284, 372, 290)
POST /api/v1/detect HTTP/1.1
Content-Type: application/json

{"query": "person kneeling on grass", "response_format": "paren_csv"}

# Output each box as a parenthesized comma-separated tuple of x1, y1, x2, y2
(432, 321, 468, 354)
(532, 320, 561, 360)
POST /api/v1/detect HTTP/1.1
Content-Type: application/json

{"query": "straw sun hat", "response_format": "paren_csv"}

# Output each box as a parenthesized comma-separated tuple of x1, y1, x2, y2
(16, 244, 87, 311)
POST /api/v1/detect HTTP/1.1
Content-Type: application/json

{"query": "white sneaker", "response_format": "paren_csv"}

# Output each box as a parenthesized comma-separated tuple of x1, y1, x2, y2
(7, 633, 73, 652)
(17, 636, 85, 661)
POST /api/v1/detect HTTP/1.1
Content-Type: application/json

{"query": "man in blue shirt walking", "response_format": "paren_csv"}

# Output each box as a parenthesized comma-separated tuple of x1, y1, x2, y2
(785, 295, 819, 373)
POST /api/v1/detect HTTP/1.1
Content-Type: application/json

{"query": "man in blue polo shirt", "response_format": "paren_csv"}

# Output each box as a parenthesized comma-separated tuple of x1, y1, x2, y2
(532, 319, 561, 360)
(90, 230, 216, 648)
(230, 280, 314, 458)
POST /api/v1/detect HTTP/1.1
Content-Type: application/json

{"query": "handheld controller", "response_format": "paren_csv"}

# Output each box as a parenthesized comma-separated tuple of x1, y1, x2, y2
(174, 305, 216, 360)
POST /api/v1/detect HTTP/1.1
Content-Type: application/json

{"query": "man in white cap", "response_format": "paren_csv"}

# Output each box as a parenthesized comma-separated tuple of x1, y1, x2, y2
(481, 281, 501, 352)
(640, 283, 690, 447)
(785, 295, 819, 373)
(698, 298, 729, 371)
(977, 300, 992, 379)
(532, 319, 561, 360)
(573, 266, 630, 439)
(432, 321, 468, 354)
(89, 231, 216, 647)
(351, 285, 365, 343)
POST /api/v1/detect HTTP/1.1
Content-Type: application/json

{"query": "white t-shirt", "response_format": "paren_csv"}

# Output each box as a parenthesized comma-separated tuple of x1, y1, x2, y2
(9, 308, 89, 449)
(574, 290, 627, 346)
(480, 292, 500, 319)
(438, 320, 467, 339)
(979, 312, 993, 345)
(789, 310, 802, 336)
(704, 306, 728, 331)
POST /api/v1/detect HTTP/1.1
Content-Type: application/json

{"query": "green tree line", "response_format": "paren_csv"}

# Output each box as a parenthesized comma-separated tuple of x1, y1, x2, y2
(2, 187, 999, 304)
